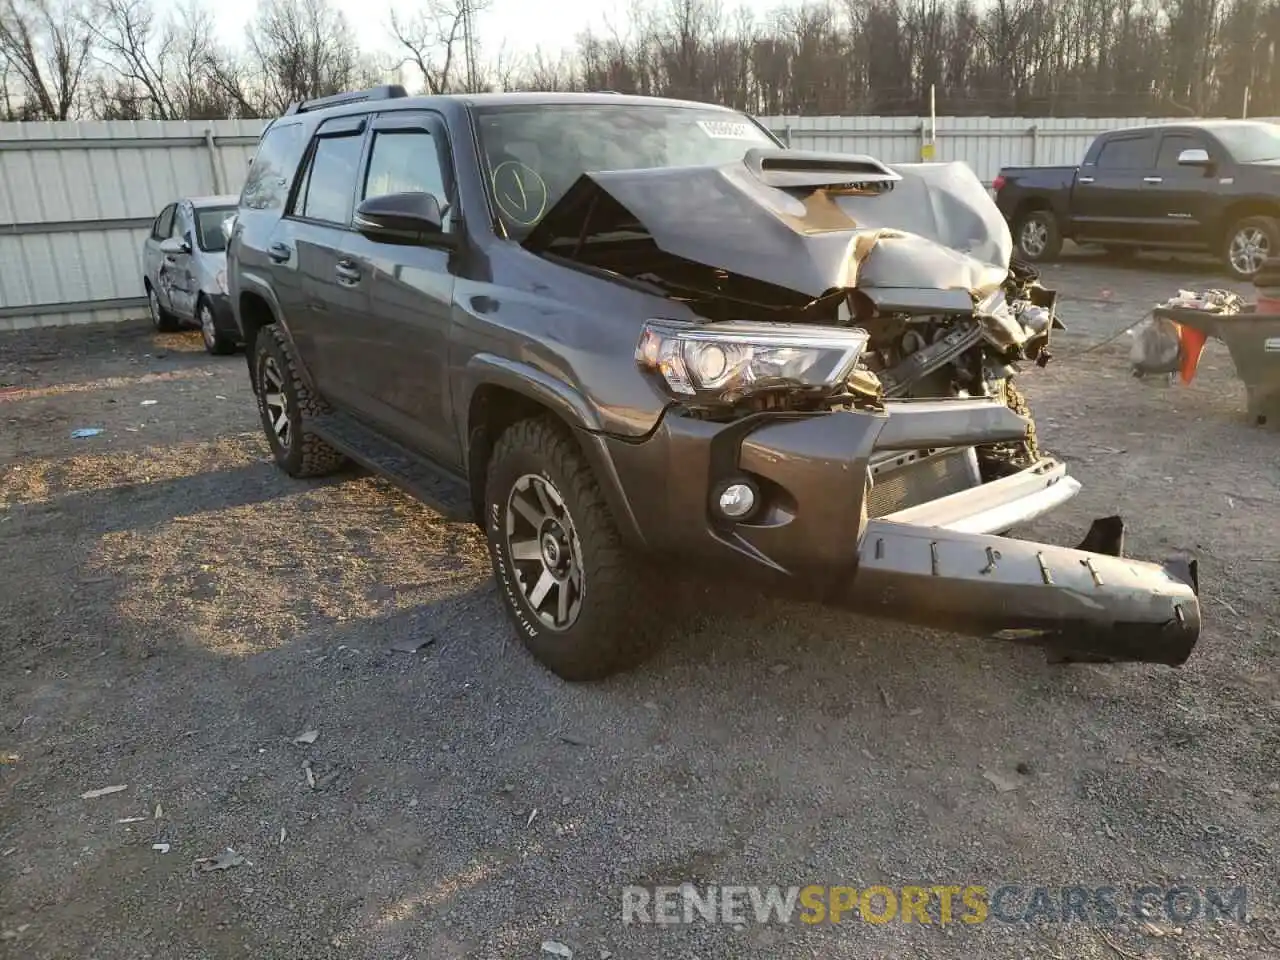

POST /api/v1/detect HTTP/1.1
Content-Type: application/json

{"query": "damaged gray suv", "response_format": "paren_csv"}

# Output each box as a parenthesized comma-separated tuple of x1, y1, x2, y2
(226, 87, 1203, 680)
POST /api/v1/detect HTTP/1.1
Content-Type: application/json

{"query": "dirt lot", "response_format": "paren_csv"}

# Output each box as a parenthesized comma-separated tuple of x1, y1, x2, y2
(2, 251, 1278, 960)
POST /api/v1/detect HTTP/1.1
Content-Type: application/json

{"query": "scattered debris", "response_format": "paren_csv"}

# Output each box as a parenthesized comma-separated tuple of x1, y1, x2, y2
(153, 843, 171, 854)
(541, 942, 573, 958)
(196, 848, 247, 872)
(1, 847, 16, 857)
(215, 394, 227, 400)
(389, 635, 435, 654)
(116, 817, 147, 824)
(1099, 931, 1143, 959)
(154, 803, 163, 820)
(80, 784, 127, 799)
(559, 734, 589, 746)
(769, 663, 791, 675)
(526, 808, 539, 828)
(877, 685, 893, 710)
(292, 729, 319, 745)
(70, 427, 103, 439)
(139, 400, 158, 406)
(279, 827, 287, 845)
(303, 761, 316, 789)
(1015, 761, 1033, 775)
(906, 707, 923, 717)
(982, 770, 1021, 793)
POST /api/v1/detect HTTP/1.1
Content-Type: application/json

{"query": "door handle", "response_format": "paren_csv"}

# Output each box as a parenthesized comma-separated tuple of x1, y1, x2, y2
(1077, 176, 1094, 183)
(334, 260, 361, 284)
(268, 242, 292, 263)
(1143, 176, 1163, 184)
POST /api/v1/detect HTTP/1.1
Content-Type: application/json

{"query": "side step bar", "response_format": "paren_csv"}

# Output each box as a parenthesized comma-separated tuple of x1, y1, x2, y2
(838, 517, 1201, 666)
(308, 412, 474, 521)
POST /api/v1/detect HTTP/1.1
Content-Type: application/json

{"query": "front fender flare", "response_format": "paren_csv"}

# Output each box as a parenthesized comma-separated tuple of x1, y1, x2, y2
(457, 354, 647, 547)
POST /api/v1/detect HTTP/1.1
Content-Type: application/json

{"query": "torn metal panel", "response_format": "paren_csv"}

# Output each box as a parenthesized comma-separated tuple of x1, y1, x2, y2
(522, 149, 1013, 301)
(840, 518, 1202, 666)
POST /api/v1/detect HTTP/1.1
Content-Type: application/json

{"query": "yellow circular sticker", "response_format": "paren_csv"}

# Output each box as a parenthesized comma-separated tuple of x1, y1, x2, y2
(492, 160, 549, 225)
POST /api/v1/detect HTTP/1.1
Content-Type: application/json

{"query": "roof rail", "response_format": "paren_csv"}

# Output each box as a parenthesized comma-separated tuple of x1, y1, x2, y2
(284, 84, 409, 116)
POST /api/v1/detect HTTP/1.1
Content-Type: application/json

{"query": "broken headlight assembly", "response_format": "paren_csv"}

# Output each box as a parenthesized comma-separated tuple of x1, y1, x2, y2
(635, 321, 870, 404)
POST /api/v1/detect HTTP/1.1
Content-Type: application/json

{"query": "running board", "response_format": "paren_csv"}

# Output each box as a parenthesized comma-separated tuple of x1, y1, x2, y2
(308, 413, 473, 521)
(838, 517, 1201, 666)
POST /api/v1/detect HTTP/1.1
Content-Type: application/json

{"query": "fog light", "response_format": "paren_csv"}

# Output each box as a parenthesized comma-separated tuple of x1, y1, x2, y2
(717, 482, 756, 519)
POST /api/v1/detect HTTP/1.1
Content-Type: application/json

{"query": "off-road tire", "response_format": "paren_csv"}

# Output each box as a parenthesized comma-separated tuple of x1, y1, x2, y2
(1222, 215, 1279, 281)
(252, 324, 348, 478)
(484, 415, 661, 681)
(198, 295, 237, 355)
(1013, 208, 1062, 262)
(146, 282, 181, 332)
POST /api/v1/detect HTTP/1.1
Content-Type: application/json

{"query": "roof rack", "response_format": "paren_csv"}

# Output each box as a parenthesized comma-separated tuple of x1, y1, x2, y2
(284, 84, 409, 116)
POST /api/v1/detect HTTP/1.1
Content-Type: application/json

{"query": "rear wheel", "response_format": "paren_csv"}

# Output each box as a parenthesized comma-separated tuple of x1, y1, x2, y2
(147, 284, 180, 332)
(252, 324, 347, 478)
(484, 415, 662, 681)
(1013, 209, 1062, 262)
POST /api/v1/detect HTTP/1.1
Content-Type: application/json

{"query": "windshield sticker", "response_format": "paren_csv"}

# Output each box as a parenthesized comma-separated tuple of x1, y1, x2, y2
(696, 119, 765, 141)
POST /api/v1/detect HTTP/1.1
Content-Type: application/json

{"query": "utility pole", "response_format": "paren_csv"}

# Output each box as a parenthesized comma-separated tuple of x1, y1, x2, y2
(460, 0, 478, 93)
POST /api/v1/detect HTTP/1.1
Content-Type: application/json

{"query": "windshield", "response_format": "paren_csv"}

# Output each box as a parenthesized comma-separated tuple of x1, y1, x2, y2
(471, 102, 778, 239)
(1213, 122, 1280, 163)
(195, 206, 236, 252)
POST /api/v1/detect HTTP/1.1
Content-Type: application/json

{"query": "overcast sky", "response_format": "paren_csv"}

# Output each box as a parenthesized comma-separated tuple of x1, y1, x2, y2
(213, 0, 781, 63)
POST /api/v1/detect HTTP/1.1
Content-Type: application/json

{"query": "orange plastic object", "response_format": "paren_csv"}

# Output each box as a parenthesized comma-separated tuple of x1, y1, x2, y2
(1176, 322, 1209, 384)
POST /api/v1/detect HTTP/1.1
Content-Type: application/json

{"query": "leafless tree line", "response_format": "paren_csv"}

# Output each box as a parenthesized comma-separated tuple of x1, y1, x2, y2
(2, 0, 1278, 122)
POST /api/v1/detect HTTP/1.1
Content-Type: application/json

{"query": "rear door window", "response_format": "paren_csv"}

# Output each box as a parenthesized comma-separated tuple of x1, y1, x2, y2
(293, 129, 366, 226)
(1096, 135, 1157, 170)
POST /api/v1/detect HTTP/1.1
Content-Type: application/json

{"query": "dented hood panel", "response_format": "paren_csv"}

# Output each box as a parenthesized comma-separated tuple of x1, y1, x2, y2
(521, 149, 1014, 301)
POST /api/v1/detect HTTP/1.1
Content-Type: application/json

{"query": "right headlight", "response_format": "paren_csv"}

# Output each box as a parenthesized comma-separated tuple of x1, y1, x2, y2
(635, 320, 870, 404)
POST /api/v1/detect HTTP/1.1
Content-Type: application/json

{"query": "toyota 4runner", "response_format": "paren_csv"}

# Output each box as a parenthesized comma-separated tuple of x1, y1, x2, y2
(226, 86, 1202, 681)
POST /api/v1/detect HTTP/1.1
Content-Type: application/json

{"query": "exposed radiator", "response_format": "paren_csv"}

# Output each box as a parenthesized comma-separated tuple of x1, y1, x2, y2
(867, 447, 982, 518)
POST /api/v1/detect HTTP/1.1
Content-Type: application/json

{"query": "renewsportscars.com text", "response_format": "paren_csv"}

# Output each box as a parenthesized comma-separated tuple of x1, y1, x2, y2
(621, 883, 1248, 927)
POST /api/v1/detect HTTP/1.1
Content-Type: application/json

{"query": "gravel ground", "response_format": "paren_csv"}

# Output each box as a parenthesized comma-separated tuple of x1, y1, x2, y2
(2, 250, 1278, 960)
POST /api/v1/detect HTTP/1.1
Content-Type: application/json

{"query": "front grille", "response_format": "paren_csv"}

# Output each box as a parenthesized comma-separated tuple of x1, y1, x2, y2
(867, 447, 981, 517)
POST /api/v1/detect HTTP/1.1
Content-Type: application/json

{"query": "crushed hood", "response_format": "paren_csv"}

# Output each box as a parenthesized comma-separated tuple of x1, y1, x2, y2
(521, 148, 1013, 303)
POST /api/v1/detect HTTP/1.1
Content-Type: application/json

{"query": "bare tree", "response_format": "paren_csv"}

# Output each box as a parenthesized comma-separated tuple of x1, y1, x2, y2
(0, 0, 92, 119)
(247, 0, 377, 114)
(387, 0, 489, 93)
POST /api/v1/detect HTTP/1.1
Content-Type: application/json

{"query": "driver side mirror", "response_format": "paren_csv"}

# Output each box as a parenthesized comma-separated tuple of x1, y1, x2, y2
(354, 191, 451, 246)
(1177, 148, 1213, 173)
(159, 236, 191, 256)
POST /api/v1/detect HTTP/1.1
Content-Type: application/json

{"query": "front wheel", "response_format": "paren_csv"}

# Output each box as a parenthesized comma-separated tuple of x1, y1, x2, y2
(1013, 209, 1062, 262)
(198, 297, 237, 355)
(484, 416, 661, 681)
(1223, 215, 1277, 281)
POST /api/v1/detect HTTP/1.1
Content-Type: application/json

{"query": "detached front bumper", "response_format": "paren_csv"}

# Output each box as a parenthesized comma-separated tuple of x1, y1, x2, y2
(603, 398, 1202, 665)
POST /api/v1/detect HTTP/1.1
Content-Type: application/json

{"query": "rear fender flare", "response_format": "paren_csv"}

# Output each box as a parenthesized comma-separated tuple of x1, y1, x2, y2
(234, 275, 312, 395)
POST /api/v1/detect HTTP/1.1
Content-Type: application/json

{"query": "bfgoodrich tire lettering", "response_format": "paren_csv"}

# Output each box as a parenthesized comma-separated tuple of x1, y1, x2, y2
(253, 324, 347, 478)
(484, 415, 661, 681)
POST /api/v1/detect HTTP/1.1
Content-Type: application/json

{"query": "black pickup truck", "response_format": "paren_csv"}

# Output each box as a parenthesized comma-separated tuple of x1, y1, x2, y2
(994, 119, 1280, 280)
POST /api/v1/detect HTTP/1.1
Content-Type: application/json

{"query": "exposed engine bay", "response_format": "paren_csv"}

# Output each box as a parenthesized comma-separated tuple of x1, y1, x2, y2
(521, 150, 1067, 515)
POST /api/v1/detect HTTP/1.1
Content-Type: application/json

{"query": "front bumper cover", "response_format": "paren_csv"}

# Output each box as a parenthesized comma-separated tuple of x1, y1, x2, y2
(603, 401, 1203, 666)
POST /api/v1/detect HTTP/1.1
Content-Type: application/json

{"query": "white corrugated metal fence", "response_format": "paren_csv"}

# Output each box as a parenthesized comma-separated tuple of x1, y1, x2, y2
(0, 113, 1257, 330)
